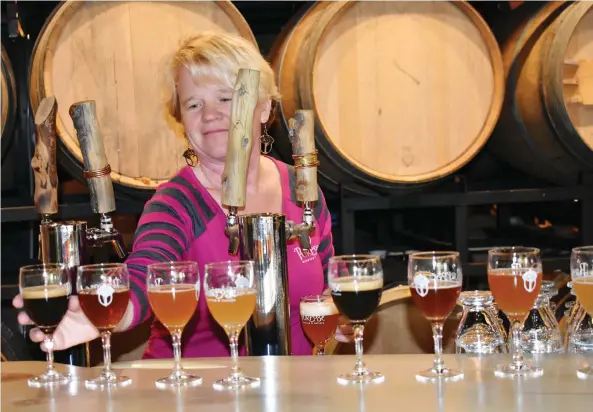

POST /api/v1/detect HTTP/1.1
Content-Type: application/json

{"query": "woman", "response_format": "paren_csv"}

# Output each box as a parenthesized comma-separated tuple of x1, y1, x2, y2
(13, 32, 336, 357)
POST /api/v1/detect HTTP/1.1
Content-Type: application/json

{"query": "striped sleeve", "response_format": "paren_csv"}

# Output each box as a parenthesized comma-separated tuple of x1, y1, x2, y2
(125, 173, 215, 329)
(314, 186, 334, 286)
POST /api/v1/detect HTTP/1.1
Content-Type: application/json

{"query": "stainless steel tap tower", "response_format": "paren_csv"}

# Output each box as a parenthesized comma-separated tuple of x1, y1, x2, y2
(222, 69, 319, 356)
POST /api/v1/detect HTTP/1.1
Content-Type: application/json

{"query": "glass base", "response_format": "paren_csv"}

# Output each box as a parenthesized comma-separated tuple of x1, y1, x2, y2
(494, 362, 544, 379)
(85, 374, 132, 389)
(577, 366, 593, 380)
(416, 368, 464, 383)
(155, 372, 202, 389)
(337, 370, 385, 385)
(28, 371, 71, 388)
(213, 374, 260, 390)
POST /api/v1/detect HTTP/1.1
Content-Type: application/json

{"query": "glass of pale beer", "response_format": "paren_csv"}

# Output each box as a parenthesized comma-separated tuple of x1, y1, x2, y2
(571, 245, 593, 379)
(300, 295, 339, 355)
(20, 263, 71, 387)
(204, 260, 259, 389)
(488, 247, 543, 378)
(77, 263, 132, 388)
(328, 255, 384, 384)
(147, 261, 202, 388)
(408, 251, 463, 382)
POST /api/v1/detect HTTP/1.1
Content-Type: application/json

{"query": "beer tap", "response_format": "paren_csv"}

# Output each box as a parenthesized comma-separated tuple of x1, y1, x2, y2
(286, 110, 319, 254)
(222, 68, 261, 255)
(69, 100, 127, 260)
(222, 68, 321, 356)
(31, 96, 59, 228)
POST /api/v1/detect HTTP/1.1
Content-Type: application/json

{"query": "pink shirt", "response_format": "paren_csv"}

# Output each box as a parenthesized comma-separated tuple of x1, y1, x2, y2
(125, 157, 334, 358)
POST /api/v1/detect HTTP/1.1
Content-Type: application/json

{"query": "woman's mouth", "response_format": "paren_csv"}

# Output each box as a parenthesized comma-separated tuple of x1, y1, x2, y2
(203, 129, 228, 137)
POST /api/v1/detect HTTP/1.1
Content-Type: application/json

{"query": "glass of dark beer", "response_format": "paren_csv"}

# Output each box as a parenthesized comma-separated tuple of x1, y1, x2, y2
(408, 251, 463, 382)
(328, 255, 384, 384)
(300, 295, 339, 355)
(77, 263, 132, 388)
(19, 263, 71, 387)
(488, 247, 543, 378)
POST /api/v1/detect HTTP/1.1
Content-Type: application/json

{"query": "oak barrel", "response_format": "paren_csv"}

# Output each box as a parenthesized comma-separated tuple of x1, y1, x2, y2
(489, 1, 593, 185)
(29, 0, 256, 198)
(1, 44, 17, 162)
(269, 1, 505, 195)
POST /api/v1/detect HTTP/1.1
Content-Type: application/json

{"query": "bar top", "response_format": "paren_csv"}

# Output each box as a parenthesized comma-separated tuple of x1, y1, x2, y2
(2, 354, 592, 411)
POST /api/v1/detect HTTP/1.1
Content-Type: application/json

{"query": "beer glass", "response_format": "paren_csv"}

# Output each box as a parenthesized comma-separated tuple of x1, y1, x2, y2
(571, 245, 593, 379)
(328, 255, 384, 384)
(147, 261, 202, 388)
(488, 247, 543, 378)
(77, 263, 132, 388)
(19, 263, 71, 387)
(409, 251, 463, 382)
(204, 260, 259, 389)
(300, 295, 339, 355)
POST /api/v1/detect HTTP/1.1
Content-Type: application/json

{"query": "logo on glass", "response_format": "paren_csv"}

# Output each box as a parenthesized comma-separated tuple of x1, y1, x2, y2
(413, 274, 430, 297)
(97, 284, 115, 307)
(522, 270, 538, 293)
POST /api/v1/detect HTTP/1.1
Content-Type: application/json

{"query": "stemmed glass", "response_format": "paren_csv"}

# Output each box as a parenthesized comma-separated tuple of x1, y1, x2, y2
(77, 263, 132, 388)
(570, 245, 593, 379)
(408, 251, 464, 382)
(204, 260, 259, 389)
(488, 247, 543, 378)
(147, 261, 202, 388)
(19, 263, 71, 387)
(328, 255, 384, 384)
(300, 295, 339, 355)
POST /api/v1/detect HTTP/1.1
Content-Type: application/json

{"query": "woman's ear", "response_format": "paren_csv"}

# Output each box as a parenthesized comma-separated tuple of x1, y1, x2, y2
(259, 99, 272, 124)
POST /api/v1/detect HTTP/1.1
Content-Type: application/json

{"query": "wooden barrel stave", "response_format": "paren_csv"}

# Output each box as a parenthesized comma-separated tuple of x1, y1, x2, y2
(29, 0, 256, 198)
(1, 44, 17, 162)
(489, 1, 593, 185)
(270, 1, 505, 195)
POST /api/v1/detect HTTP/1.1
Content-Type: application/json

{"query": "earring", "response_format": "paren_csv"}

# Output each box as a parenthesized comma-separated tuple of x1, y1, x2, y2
(183, 138, 198, 167)
(260, 124, 275, 155)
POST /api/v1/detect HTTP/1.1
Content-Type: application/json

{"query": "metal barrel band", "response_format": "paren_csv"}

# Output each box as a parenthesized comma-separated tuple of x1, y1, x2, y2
(292, 150, 320, 168)
(83, 164, 111, 179)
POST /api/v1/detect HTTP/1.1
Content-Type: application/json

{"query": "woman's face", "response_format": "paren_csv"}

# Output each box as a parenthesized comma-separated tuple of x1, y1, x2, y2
(177, 66, 271, 162)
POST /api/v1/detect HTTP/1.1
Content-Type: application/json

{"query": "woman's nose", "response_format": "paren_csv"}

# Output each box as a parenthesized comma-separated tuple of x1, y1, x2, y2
(202, 103, 222, 121)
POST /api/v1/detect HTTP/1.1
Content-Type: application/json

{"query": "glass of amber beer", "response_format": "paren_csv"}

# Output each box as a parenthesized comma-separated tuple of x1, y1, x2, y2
(300, 295, 339, 355)
(77, 263, 132, 388)
(147, 261, 202, 388)
(488, 247, 543, 378)
(408, 251, 463, 382)
(328, 255, 384, 384)
(571, 246, 593, 379)
(20, 263, 71, 387)
(204, 260, 259, 389)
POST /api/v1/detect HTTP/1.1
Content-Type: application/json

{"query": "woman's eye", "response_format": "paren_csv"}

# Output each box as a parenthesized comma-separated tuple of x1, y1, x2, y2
(188, 102, 202, 110)
(221, 98, 232, 103)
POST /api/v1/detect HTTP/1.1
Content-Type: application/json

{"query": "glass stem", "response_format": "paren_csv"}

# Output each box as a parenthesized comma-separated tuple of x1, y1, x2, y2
(353, 323, 367, 375)
(172, 329, 184, 377)
(431, 322, 445, 374)
(229, 330, 241, 378)
(511, 320, 524, 369)
(101, 331, 113, 378)
(44, 335, 57, 376)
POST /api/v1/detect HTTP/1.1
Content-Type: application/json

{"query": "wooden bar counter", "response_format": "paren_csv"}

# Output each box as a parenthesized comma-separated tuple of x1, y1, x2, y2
(2, 354, 592, 411)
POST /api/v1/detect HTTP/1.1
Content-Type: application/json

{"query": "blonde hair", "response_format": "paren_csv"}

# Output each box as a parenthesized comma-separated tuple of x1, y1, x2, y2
(165, 32, 281, 128)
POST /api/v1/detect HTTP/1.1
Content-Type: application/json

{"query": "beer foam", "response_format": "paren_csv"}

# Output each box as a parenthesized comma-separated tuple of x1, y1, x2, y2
(148, 284, 195, 293)
(573, 277, 593, 285)
(488, 268, 541, 276)
(22, 284, 69, 299)
(300, 300, 338, 316)
(330, 276, 383, 292)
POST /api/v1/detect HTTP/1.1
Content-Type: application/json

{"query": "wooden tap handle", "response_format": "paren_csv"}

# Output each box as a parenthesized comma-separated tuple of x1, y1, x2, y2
(69, 100, 116, 214)
(289, 110, 318, 203)
(31, 96, 59, 215)
(221, 68, 260, 208)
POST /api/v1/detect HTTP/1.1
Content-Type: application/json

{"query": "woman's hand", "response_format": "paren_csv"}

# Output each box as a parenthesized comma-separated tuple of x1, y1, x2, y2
(333, 316, 354, 343)
(12, 294, 99, 351)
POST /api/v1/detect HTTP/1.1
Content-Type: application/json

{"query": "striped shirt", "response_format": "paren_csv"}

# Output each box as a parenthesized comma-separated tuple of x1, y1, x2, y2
(126, 156, 334, 358)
